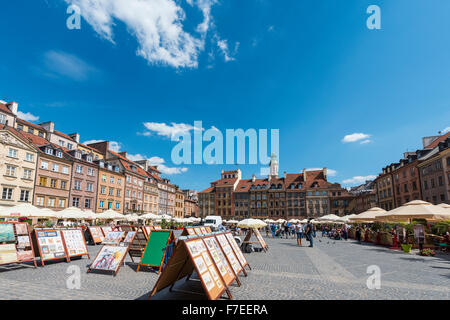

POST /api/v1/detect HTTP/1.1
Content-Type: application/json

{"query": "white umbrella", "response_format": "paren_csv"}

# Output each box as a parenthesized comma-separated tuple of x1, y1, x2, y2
(141, 213, 159, 220)
(317, 214, 341, 221)
(161, 214, 172, 221)
(237, 218, 267, 229)
(349, 207, 386, 222)
(437, 203, 450, 209)
(299, 219, 308, 223)
(0, 203, 44, 218)
(227, 219, 239, 224)
(375, 200, 450, 222)
(96, 209, 125, 220)
(57, 207, 86, 220)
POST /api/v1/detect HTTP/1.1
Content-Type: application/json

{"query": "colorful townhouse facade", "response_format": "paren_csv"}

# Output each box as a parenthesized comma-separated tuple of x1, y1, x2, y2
(0, 125, 38, 207)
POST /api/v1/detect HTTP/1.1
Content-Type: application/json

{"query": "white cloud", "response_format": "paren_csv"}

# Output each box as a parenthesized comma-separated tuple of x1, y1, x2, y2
(142, 122, 201, 139)
(441, 127, 450, 134)
(17, 111, 39, 122)
(342, 175, 377, 185)
(135, 155, 188, 175)
(305, 168, 337, 177)
(359, 139, 372, 144)
(65, 0, 219, 68)
(216, 38, 239, 62)
(341, 133, 371, 143)
(42, 50, 98, 81)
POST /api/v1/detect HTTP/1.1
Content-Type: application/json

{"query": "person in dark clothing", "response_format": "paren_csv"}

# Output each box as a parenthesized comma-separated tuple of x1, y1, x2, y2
(355, 226, 362, 244)
(305, 220, 314, 247)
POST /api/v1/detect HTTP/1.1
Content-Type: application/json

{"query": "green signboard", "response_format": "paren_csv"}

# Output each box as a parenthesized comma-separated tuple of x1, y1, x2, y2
(137, 230, 173, 272)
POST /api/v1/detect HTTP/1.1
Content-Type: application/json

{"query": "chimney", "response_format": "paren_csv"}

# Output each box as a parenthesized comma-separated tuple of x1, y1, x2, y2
(284, 171, 287, 178)
(86, 141, 108, 156)
(39, 121, 55, 133)
(6, 101, 18, 115)
(69, 133, 80, 143)
(119, 152, 128, 158)
(252, 174, 256, 183)
(323, 168, 327, 181)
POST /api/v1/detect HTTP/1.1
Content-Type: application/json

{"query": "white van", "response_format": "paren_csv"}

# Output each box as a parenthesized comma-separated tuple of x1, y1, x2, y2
(203, 216, 223, 231)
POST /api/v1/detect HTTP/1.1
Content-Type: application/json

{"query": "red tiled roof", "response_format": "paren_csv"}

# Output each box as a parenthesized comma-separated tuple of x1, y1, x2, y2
(0, 102, 14, 115)
(0, 124, 38, 150)
(54, 130, 75, 142)
(19, 130, 51, 147)
(199, 186, 215, 193)
(117, 158, 149, 178)
(212, 178, 237, 187)
(16, 118, 44, 131)
(425, 132, 450, 149)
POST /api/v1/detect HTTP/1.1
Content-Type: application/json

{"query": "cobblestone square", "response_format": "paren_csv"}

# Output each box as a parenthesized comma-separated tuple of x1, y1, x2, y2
(0, 232, 449, 300)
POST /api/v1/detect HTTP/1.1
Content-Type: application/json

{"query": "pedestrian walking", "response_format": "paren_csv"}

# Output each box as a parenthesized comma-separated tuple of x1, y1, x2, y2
(296, 224, 302, 246)
(305, 220, 314, 248)
(355, 225, 361, 244)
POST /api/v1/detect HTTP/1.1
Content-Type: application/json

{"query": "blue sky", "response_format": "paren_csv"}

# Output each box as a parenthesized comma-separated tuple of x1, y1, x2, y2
(0, 0, 449, 191)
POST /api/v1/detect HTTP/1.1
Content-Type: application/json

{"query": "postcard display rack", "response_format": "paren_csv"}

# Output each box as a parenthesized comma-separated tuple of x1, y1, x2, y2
(87, 226, 105, 245)
(181, 226, 212, 236)
(87, 230, 136, 276)
(137, 230, 176, 274)
(60, 228, 90, 259)
(33, 229, 70, 266)
(149, 231, 251, 300)
(0, 222, 37, 268)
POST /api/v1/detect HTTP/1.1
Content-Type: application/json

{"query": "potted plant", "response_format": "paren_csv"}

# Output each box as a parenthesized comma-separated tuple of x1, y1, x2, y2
(419, 248, 435, 256)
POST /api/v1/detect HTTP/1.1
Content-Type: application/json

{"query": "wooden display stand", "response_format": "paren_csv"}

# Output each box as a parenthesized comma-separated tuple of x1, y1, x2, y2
(242, 228, 268, 252)
(181, 226, 212, 236)
(0, 222, 37, 269)
(87, 226, 105, 245)
(137, 230, 176, 274)
(223, 232, 251, 271)
(149, 236, 232, 300)
(214, 232, 247, 278)
(87, 230, 136, 276)
(33, 229, 70, 266)
(60, 228, 90, 259)
(121, 225, 147, 263)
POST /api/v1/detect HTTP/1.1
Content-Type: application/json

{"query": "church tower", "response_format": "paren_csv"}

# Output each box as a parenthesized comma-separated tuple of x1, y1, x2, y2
(269, 153, 278, 179)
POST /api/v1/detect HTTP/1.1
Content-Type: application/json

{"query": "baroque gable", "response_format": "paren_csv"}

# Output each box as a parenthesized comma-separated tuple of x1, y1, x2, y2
(0, 130, 35, 152)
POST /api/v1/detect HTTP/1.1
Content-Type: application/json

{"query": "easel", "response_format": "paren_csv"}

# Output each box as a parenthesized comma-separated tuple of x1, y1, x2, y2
(137, 230, 176, 274)
(60, 228, 90, 259)
(0, 222, 37, 269)
(149, 236, 232, 300)
(242, 228, 268, 252)
(33, 229, 70, 266)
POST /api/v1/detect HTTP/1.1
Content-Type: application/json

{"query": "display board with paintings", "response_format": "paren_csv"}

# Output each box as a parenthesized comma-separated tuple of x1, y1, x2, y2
(215, 233, 246, 277)
(102, 231, 125, 245)
(202, 234, 239, 287)
(33, 229, 69, 266)
(0, 222, 37, 267)
(101, 226, 113, 237)
(181, 226, 197, 236)
(88, 226, 105, 245)
(149, 236, 231, 300)
(137, 230, 175, 274)
(224, 232, 250, 271)
(87, 230, 136, 276)
(61, 228, 89, 259)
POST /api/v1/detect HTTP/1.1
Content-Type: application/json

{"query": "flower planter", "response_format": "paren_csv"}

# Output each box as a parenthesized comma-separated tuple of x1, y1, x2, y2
(401, 244, 412, 253)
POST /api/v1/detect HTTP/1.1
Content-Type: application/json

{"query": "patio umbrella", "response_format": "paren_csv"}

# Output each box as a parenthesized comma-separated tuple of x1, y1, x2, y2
(337, 214, 357, 223)
(0, 203, 44, 218)
(58, 207, 86, 220)
(350, 207, 387, 223)
(227, 219, 239, 224)
(375, 200, 450, 222)
(237, 218, 267, 229)
(317, 214, 341, 221)
(436, 203, 450, 209)
(96, 209, 125, 220)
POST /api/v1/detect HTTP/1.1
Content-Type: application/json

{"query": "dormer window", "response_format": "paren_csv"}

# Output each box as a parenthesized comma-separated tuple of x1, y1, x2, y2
(114, 166, 119, 172)
(56, 151, 63, 158)
(75, 152, 81, 159)
(107, 164, 112, 170)
(45, 148, 53, 155)
(58, 140, 65, 147)
(298, 184, 302, 189)
(86, 156, 93, 163)
(99, 161, 104, 168)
